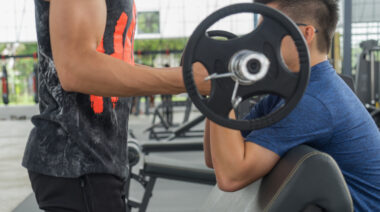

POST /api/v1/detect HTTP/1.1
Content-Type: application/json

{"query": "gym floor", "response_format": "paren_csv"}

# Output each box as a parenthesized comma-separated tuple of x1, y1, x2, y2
(0, 110, 213, 212)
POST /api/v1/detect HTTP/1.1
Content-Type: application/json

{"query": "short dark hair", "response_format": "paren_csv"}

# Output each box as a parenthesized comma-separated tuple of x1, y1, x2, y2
(255, 0, 339, 54)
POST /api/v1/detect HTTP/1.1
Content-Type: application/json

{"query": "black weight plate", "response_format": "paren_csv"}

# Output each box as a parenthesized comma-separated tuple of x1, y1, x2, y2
(180, 30, 237, 66)
(182, 3, 310, 130)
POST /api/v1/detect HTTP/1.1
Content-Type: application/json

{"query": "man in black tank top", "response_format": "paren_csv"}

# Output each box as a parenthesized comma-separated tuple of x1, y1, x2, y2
(23, 0, 210, 211)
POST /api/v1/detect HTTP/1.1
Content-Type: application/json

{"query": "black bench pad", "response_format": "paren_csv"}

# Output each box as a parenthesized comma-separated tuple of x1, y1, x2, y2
(143, 156, 216, 185)
(200, 145, 353, 212)
(141, 140, 203, 153)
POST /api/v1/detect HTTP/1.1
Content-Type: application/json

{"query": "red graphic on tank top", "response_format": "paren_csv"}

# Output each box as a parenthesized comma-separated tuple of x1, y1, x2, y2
(111, 97, 119, 108)
(90, 5, 136, 114)
(90, 95, 104, 114)
(124, 3, 136, 64)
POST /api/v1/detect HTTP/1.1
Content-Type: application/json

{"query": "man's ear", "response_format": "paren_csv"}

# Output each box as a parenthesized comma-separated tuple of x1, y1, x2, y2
(303, 26, 316, 46)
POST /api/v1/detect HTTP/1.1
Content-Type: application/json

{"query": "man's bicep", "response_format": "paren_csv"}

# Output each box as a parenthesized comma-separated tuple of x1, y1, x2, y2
(49, 0, 106, 65)
(244, 142, 280, 180)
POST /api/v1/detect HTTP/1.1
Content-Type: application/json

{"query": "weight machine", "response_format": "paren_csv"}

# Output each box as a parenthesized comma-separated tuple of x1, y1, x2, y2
(356, 40, 380, 127)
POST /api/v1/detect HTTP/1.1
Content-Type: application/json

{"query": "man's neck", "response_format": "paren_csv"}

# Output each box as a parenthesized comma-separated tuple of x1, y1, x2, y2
(310, 54, 328, 67)
(291, 54, 328, 72)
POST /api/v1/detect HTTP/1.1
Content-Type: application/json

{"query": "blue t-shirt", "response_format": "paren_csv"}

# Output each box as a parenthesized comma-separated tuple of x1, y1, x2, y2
(242, 61, 380, 211)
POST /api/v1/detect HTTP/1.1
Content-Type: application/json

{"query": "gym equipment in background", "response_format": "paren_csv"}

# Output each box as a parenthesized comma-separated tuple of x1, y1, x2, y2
(145, 97, 201, 141)
(356, 40, 380, 106)
(355, 40, 380, 127)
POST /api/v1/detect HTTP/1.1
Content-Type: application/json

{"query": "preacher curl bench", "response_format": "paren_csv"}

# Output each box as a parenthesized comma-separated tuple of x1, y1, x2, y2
(124, 140, 353, 212)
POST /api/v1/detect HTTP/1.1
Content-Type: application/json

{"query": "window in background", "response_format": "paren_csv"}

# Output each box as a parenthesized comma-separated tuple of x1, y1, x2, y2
(138, 11, 160, 34)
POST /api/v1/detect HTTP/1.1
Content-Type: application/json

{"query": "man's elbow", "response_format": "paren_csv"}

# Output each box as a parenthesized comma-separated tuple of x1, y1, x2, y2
(205, 159, 214, 169)
(55, 60, 79, 92)
(217, 178, 247, 192)
(59, 76, 75, 92)
(58, 70, 75, 92)
(216, 171, 259, 192)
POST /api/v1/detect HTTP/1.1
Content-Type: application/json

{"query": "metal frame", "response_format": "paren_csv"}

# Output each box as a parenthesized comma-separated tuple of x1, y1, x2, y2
(125, 140, 214, 212)
(125, 170, 157, 212)
(146, 98, 205, 141)
(343, 0, 353, 77)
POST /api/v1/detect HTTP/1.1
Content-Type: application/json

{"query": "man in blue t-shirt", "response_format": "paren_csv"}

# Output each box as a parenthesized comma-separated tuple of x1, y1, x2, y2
(203, 0, 380, 211)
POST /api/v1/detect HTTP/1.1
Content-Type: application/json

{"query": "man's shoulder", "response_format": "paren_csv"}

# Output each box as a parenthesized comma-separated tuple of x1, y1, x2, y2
(291, 93, 332, 121)
(257, 93, 330, 118)
(305, 71, 348, 106)
(302, 93, 328, 108)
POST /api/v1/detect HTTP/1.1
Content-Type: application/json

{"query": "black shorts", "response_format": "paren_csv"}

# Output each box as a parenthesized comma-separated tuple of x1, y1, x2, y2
(28, 171, 127, 212)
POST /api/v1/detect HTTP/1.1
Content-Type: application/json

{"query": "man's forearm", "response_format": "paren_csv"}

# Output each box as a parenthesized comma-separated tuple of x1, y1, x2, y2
(58, 50, 185, 97)
(204, 119, 213, 168)
(208, 112, 280, 191)
(209, 121, 247, 179)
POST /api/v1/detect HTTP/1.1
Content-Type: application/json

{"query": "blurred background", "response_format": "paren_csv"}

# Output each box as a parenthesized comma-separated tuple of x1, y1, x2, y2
(1, 0, 380, 106)
(1, 0, 380, 212)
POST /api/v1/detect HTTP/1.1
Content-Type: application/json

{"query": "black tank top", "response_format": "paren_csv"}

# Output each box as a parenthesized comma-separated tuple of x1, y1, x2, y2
(23, 0, 136, 178)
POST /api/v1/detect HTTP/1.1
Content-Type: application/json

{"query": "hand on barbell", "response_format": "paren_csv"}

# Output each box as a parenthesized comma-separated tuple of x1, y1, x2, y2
(192, 62, 211, 96)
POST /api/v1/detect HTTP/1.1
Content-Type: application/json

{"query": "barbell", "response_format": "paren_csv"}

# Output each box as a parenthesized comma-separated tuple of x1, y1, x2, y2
(182, 3, 311, 131)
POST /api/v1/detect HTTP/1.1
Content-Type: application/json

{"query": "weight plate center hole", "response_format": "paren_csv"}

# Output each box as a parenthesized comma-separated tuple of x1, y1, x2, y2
(247, 59, 261, 75)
